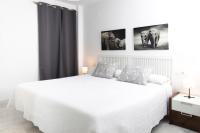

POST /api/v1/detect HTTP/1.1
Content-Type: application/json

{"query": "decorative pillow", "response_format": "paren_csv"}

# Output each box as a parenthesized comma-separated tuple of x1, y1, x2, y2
(118, 66, 151, 85)
(148, 74, 170, 85)
(88, 67, 95, 75)
(114, 69, 122, 78)
(92, 63, 116, 79)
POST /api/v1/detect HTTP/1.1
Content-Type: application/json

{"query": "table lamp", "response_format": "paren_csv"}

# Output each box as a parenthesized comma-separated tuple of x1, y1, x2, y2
(183, 76, 195, 99)
(81, 67, 88, 74)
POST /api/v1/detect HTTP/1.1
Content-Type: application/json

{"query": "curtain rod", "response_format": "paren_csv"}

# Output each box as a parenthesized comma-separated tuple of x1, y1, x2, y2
(32, 1, 77, 11)
(33, 2, 59, 9)
(33, 1, 60, 7)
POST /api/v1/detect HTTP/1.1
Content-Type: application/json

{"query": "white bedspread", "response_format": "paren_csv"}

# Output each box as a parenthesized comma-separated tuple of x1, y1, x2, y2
(14, 75, 172, 133)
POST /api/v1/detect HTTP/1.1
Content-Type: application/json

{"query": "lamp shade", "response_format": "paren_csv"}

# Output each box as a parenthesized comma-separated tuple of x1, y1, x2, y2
(81, 67, 88, 74)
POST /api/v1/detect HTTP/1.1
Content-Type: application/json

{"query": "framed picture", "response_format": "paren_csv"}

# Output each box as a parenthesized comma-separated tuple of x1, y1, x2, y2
(101, 29, 126, 50)
(134, 24, 168, 50)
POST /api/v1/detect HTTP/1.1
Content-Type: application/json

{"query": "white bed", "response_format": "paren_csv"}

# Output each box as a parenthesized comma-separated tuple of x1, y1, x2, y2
(14, 75, 172, 133)
(13, 55, 172, 133)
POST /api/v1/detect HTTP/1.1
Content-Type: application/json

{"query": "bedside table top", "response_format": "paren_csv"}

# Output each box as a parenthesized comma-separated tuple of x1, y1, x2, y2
(173, 93, 200, 106)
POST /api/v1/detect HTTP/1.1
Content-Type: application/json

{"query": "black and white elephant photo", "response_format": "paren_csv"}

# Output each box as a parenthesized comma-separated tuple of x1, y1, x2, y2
(134, 24, 168, 50)
(101, 29, 126, 50)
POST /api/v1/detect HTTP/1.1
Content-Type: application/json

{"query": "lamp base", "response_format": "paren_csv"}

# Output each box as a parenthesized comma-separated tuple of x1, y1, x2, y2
(184, 88, 195, 99)
(184, 95, 195, 99)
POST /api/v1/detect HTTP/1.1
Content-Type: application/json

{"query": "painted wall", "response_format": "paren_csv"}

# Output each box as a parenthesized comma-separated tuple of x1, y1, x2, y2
(0, 0, 81, 101)
(83, 0, 200, 95)
(0, 0, 39, 101)
(78, 5, 85, 72)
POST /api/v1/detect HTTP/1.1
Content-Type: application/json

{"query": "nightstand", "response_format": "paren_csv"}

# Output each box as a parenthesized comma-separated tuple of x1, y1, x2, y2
(169, 93, 200, 132)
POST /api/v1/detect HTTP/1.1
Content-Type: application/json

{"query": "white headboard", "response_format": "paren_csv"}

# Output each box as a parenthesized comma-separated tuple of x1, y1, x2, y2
(98, 54, 172, 79)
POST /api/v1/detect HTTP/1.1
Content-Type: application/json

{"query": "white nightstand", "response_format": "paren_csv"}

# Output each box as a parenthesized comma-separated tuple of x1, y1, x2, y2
(169, 93, 200, 132)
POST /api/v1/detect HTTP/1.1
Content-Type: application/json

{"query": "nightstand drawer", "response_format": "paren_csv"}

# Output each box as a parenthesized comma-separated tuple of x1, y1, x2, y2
(170, 110, 200, 132)
(172, 100, 200, 117)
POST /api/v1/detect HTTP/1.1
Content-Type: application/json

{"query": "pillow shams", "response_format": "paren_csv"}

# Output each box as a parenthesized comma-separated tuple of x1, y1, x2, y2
(148, 74, 170, 85)
(92, 63, 116, 79)
(87, 67, 95, 75)
(118, 66, 151, 85)
(114, 69, 122, 78)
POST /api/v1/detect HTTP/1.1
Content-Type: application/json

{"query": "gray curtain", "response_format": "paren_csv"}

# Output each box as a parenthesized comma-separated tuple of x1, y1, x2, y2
(37, 3, 78, 80)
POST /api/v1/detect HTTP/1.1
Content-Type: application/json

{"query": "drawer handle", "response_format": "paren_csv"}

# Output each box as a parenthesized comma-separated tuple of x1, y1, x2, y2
(180, 102, 193, 106)
(181, 112, 192, 117)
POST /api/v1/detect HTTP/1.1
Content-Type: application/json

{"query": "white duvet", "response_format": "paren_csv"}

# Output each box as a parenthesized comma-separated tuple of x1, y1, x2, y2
(14, 75, 172, 133)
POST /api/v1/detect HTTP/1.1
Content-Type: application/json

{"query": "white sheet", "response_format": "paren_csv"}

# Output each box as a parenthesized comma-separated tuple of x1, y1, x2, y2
(14, 75, 172, 133)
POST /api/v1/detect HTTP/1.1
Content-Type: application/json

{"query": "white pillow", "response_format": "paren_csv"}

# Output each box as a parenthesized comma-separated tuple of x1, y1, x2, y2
(148, 74, 170, 85)
(92, 63, 116, 79)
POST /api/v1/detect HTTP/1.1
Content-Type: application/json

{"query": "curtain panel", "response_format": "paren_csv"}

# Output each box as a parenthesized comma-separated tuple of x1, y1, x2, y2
(37, 3, 78, 80)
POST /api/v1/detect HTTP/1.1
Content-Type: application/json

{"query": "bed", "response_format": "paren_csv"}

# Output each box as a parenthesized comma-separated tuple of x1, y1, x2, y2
(14, 55, 172, 133)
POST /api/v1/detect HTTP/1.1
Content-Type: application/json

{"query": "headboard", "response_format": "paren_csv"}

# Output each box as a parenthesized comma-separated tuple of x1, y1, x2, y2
(98, 54, 172, 79)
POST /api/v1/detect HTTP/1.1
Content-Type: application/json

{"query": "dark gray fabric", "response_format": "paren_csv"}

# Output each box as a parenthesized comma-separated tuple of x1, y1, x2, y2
(59, 9, 78, 77)
(37, 3, 78, 80)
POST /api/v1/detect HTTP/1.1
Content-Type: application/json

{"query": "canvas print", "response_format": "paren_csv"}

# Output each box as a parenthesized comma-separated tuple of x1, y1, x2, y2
(134, 24, 168, 50)
(101, 29, 126, 50)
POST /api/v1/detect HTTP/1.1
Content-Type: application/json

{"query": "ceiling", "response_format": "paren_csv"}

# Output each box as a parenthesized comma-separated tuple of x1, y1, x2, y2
(58, 0, 103, 5)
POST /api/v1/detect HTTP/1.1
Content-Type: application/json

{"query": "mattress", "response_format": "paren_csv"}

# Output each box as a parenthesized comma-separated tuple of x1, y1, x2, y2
(14, 75, 172, 133)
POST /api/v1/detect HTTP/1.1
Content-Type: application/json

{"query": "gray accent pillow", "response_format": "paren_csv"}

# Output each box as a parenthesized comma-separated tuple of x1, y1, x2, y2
(114, 69, 122, 78)
(118, 66, 151, 85)
(92, 63, 116, 79)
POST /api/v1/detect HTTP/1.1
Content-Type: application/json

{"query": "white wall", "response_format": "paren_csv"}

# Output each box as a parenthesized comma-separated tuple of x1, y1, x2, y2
(83, 0, 200, 95)
(0, 0, 39, 101)
(77, 5, 85, 72)
(0, 0, 82, 101)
